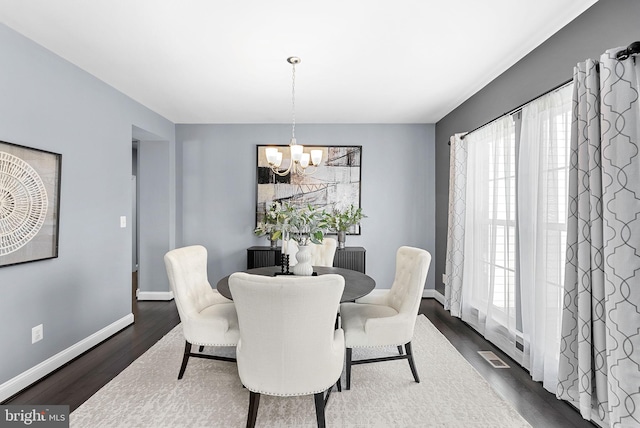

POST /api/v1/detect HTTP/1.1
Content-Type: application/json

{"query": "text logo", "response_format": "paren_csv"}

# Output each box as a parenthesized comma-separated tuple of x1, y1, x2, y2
(0, 406, 68, 428)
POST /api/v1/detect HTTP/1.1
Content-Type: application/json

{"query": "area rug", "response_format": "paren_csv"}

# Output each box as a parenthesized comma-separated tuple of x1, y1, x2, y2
(71, 315, 531, 427)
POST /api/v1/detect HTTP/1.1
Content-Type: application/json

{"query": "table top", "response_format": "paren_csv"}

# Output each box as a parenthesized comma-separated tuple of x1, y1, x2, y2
(216, 266, 376, 303)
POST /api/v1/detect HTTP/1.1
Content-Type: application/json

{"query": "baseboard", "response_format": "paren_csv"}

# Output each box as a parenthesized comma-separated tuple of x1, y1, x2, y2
(137, 291, 174, 301)
(0, 313, 134, 403)
(365, 288, 445, 305)
(422, 289, 445, 305)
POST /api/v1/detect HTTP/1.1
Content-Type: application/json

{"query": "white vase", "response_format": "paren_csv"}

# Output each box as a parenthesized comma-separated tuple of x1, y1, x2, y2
(292, 244, 314, 276)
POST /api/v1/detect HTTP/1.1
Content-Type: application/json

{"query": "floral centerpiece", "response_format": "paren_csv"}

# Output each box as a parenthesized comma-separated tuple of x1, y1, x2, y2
(254, 201, 329, 275)
(325, 204, 367, 249)
(281, 202, 328, 275)
(279, 202, 328, 246)
(254, 201, 329, 246)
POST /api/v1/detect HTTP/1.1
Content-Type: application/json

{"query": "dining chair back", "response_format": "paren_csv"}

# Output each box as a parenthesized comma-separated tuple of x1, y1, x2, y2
(312, 237, 337, 266)
(286, 237, 337, 268)
(164, 245, 239, 379)
(339, 246, 431, 389)
(229, 272, 345, 428)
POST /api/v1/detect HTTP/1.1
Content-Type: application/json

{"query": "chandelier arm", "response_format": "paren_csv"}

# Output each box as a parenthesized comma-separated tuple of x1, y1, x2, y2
(269, 146, 294, 176)
(270, 161, 293, 176)
(303, 165, 318, 175)
(295, 163, 318, 176)
(270, 159, 317, 177)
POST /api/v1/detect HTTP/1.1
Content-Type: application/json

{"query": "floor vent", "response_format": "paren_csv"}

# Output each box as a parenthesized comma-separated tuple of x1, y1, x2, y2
(478, 351, 510, 369)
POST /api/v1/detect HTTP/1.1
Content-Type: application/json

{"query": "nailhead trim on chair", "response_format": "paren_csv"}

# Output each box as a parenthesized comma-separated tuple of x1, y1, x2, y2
(348, 343, 409, 348)
(191, 341, 238, 347)
(245, 383, 339, 397)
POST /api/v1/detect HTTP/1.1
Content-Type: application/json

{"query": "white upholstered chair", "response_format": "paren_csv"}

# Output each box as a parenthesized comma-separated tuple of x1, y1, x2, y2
(339, 246, 431, 390)
(287, 237, 337, 267)
(164, 245, 239, 379)
(228, 272, 345, 428)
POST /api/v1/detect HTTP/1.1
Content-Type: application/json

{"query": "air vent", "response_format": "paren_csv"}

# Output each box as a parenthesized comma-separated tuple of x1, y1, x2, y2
(478, 351, 510, 369)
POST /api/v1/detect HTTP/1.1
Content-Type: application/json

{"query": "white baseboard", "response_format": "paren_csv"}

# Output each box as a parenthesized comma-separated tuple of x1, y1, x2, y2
(137, 291, 174, 301)
(0, 313, 134, 403)
(368, 288, 444, 304)
(422, 289, 445, 305)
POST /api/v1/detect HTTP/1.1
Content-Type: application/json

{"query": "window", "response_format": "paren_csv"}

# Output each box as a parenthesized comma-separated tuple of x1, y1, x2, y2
(460, 84, 573, 387)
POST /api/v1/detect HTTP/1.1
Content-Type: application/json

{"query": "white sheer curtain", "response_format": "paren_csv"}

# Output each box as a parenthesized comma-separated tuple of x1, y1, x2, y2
(461, 116, 520, 361)
(518, 84, 572, 392)
(452, 85, 573, 377)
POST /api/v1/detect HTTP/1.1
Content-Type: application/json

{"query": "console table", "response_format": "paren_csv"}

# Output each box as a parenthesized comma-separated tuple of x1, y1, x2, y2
(247, 246, 366, 273)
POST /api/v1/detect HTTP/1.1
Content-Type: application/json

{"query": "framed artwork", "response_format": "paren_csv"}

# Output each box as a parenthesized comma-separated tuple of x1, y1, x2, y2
(256, 145, 362, 234)
(0, 140, 62, 267)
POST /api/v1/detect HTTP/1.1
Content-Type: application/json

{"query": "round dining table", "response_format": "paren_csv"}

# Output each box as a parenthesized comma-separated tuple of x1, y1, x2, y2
(216, 266, 376, 303)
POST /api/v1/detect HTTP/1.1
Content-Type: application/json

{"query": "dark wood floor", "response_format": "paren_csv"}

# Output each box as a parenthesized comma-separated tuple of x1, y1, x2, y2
(2, 300, 181, 411)
(3, 298, 594, 427)
(420, 299, 595, 428)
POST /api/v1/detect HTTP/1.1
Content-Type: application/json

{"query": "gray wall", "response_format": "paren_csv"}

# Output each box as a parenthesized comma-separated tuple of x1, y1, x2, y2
(0, 24, 175, 388)
(138, 140, 172, 292)
(434, 0, 640, 294)
(176, 124, 436, 292)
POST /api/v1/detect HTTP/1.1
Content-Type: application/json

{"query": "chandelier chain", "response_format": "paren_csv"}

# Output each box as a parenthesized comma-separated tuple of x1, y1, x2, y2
(291, 61, 296, 139)
(263, 56, 321, 177)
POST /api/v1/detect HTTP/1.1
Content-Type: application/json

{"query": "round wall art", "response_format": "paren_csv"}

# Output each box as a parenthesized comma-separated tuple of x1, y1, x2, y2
(0, 151, 49, 256)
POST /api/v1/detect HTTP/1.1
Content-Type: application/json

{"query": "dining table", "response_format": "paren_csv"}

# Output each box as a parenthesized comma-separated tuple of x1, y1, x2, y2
(216, 265, 376, 303)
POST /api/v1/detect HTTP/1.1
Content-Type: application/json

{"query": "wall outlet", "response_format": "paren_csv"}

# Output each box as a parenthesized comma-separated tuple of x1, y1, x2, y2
(442, 273, 448, 284)
(32, 324, 43, 344)
(120, 216, 127, 228)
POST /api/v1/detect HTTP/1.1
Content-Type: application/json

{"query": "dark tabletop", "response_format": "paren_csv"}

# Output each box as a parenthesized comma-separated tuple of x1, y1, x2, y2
(216, 266, 376, 303)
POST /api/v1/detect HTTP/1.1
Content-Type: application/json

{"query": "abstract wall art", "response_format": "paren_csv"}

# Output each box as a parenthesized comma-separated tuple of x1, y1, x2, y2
(0, 141, 62, 267)
(256, 145, 362, 234)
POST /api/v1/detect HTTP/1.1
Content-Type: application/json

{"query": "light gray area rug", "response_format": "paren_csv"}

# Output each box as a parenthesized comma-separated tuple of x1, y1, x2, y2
(71, 315, 531, 427)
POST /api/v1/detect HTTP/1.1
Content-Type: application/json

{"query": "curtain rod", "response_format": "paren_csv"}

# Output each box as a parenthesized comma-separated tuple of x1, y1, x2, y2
(616, 41, 640, 60)
(448, 40, 640, 146)
(454, 78, 573, 142)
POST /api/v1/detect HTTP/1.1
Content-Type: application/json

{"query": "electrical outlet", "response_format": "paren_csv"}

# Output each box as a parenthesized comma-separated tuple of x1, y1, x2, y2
(442, 273, 448, 284)
(120, 216, 127, 228)
(32, 324, 43, 344)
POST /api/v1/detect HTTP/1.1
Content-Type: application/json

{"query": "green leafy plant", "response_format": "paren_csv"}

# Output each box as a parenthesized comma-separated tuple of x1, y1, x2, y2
(254, 201, 287, 241)
(254, 201, 329, 245)
(325, 204, 367, 232)
(280, 202, 329, 245)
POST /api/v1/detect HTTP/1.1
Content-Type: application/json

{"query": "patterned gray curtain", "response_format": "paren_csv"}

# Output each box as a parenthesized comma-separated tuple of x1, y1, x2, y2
(444, 133, 466, 317)
(557, 47, 640, 427)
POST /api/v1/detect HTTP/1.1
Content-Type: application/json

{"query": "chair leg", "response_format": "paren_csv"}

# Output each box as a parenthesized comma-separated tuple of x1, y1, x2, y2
(247, 391, 260, 428)
(397, 345, 404, 355)
(405, 341, 420, 383)
(314, 391, 326, 428)
(198, 345, 205, 352)
(345, 348, 352, 390)
(336, 377, 341, 392)
(178, 341, 191, 380)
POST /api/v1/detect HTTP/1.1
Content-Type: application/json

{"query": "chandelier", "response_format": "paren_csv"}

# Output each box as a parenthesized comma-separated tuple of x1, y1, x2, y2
(265, 57, 322, 177)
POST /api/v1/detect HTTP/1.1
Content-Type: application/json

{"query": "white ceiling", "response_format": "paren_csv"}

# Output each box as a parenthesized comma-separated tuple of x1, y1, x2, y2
(0, 0, 597, 124)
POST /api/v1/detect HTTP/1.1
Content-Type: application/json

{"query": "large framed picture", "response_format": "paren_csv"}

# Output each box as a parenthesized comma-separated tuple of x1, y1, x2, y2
(256, 145, 362, 234)
(0, 140, 62, 267)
